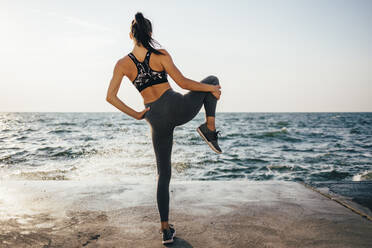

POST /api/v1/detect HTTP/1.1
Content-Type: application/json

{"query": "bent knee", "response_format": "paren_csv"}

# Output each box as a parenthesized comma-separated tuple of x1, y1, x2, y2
(204, 75, 219, 85)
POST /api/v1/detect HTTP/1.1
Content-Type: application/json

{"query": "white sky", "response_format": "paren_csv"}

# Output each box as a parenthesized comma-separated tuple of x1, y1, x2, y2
(0, 0, 371, 112)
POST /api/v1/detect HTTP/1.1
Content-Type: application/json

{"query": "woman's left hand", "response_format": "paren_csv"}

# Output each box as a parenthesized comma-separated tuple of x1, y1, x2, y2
(211, 85, 221, 100)
(135, 107, 150, 120)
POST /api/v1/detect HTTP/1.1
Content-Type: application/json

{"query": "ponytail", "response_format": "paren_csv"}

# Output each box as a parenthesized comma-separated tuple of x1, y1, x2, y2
(131, 12, 164, 55)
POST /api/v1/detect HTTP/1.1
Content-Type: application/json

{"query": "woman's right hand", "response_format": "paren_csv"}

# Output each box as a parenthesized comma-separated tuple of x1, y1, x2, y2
(211, 85, 221, 100)
(134, 107, 150, 120)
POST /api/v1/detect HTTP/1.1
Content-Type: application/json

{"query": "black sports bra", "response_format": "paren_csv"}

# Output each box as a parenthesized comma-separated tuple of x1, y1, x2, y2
(128, 50, 168, 92)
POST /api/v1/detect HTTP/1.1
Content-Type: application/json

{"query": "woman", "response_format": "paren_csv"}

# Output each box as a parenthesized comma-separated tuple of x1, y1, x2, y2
(106, 12, 222, 244)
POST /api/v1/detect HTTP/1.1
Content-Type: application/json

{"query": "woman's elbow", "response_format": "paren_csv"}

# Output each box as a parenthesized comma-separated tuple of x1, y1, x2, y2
(106, 94, 115, 103)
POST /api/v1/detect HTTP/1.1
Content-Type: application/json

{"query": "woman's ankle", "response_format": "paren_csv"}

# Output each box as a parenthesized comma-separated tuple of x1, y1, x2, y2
(206, 116, 216, 131)
(161, 221, 169, 230)
(206, 123, 216, 131)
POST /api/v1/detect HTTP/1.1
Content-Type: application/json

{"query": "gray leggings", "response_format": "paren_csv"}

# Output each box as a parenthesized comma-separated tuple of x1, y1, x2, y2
(144, 75, 220, 222)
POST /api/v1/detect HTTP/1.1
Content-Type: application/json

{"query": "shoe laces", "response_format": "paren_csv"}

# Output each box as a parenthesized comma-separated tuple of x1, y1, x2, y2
(213, 130, 222, 139)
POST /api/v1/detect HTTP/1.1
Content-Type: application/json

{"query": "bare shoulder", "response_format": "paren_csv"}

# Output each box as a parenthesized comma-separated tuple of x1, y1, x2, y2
(157, 48, 170, 57)
(114, 55, 132, 74)
(118, 55, 132, 67)
(156, 49, 173, 65)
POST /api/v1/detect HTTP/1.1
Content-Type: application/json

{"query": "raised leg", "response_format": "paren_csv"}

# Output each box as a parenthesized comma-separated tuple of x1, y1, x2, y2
(201, 75, 219, 118)
(174, 75, 220, 126)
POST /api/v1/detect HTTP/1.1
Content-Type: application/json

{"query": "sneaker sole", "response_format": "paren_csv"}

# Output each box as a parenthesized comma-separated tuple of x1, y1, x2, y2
(197, 127, 222, 154)
(162, 238, 174, 244)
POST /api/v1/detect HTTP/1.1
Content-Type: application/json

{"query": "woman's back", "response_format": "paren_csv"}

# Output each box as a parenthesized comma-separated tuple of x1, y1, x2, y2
(126, 48, 171, 104)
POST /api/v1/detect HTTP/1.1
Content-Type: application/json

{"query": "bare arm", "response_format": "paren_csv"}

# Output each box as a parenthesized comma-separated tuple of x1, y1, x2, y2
(161, 49, 221, 94)
(106, 59, 149, 120)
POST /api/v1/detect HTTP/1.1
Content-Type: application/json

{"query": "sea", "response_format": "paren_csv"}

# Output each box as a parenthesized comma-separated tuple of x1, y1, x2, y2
(1, 112, 371, 184)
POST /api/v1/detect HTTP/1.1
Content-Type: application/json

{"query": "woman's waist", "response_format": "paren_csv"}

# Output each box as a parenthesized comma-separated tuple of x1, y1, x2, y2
(143, 85, 174, 107)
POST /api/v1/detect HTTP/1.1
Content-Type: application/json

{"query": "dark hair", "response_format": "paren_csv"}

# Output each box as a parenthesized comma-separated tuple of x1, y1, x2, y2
(131, 12, 164, 55)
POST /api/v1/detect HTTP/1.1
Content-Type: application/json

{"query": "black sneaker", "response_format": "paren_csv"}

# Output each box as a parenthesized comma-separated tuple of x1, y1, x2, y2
(161, 224, 176, 244)
(169, 224, 176, 237)
(197, 123, 222, 154)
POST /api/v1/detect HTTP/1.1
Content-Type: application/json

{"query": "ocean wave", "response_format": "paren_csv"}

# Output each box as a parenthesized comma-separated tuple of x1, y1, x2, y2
(255, 174, 275, 180)
(212, 174, 247, 180)
(35, 146, 102, 160)
(356, 142, 372, 149)
(8, 167, 77, 180)
(224, 117, 241, 122)
(306, 132, 340, 140)
(267, 164, 308, 172)
(309, 170, 351, 181)
(243, 158, 269, 164)
(24, 128, 38, 132)
(173, 162, 191, 173)
(220, 132, 250, 140)
(52, 122, 78, 126)
(350, 128, 361, 134)
(269, 121, 290, 128)
(252, 129, 285, 137)
(353, 171, 372, 181)
(221, 157, 267, 167)
(0, 155, 12, 163)
(1, 112, 372, 183)
(50, 148, 97, 158)
(215, 166, 254, 174)
(102, 123, 113, 127)
(0, 151, 28, 164)
(79, 136, 96, 141)
(250, 128, 302, 143)
(48, 129, 76, 134)
(281, 146, 315, 152)
(303, 153, 333, 164)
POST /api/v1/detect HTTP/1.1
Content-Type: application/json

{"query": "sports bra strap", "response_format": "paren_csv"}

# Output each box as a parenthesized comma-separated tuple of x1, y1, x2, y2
(128, 53, 139, 64)
(142, 51, 151, 65)
(128, 51, 151, 65)
(144, 50, 151, 63)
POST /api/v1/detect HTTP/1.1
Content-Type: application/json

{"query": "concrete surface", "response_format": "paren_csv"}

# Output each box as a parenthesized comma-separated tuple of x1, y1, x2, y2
(0, 180, 371, 248)
(309, 181, 372, 217)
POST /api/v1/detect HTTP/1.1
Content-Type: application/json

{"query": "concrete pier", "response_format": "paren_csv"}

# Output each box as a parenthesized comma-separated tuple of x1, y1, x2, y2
(1, 180, 371, 247)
